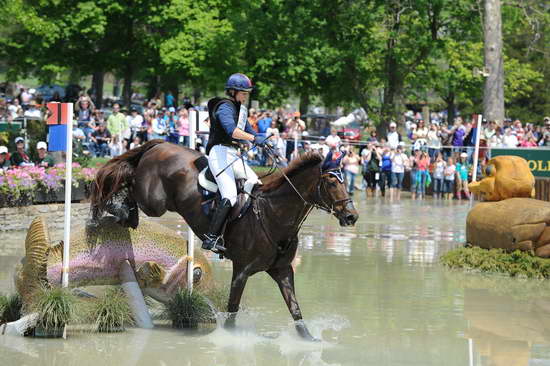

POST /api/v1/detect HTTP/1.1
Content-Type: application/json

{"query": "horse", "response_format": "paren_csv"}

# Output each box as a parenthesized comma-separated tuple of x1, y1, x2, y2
(90, 140, 358, 340)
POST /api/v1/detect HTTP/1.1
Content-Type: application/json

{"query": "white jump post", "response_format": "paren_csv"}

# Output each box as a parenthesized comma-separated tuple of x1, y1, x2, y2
(471, 114, 483, 183)
(186, 109, 197, 292)
(62, 103, 74, 288)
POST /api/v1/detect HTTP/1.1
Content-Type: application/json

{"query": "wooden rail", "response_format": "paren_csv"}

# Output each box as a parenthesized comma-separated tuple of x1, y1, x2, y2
(535, 178, 550, 202)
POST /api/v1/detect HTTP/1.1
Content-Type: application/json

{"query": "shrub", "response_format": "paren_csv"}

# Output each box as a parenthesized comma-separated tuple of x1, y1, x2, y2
(90, 288, 133, 332)
(440, 246, 550, 279)
(164, 289, 214, 328)
(0, 293, 23, 324)
(31, 286, 77, 331)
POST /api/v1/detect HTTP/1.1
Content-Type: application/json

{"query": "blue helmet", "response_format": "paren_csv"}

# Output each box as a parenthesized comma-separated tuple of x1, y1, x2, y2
(225, 73, 253, 92)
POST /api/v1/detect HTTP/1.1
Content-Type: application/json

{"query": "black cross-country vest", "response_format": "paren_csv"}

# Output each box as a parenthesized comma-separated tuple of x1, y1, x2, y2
(206, 97, 241, 154)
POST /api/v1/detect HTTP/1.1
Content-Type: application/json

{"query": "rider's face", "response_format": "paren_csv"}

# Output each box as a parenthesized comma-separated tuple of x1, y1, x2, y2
(235, 91, 250, 104)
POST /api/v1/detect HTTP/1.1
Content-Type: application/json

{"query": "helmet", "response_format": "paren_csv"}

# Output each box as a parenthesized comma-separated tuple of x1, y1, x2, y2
(225, 73, 253, 92)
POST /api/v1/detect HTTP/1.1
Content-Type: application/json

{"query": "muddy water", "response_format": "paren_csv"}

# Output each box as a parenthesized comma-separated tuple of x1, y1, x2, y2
(2, 197, 550, 366)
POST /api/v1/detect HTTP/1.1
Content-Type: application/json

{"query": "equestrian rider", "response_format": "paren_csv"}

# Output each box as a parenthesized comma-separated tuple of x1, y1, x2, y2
(202, 73, 268, 252)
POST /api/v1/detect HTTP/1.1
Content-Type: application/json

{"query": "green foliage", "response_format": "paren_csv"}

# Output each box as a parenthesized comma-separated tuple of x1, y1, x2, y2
(89, 287, 133, 332)
(0, 293, 23, 324)
(31, 286, 77, 330)
(0, 0, 548, 122)
(441, 246, 550, 279)
(164, 289, 214, 328)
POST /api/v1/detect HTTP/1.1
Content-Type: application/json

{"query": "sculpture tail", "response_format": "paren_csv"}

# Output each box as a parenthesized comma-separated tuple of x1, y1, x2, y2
(15, 217, 51, 305)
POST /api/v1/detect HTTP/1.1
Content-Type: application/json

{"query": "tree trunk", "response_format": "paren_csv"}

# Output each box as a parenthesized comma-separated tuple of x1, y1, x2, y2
(299, 93, 309, 117)
(192, 88, 201, 105)
(113, 78, 120, 98)
(91, 71, 104, 108)
(483, 0, 505, 123)
(68, 69, 81, 85)
(446, 91, 456, 125)
(122, 63, 133, 107)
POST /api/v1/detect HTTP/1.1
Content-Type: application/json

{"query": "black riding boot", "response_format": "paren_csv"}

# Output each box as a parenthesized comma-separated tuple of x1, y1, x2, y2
(202, 198, 232, 252)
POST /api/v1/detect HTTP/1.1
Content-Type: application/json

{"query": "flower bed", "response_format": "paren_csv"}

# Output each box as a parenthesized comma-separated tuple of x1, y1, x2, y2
(0, 163, 98, 207)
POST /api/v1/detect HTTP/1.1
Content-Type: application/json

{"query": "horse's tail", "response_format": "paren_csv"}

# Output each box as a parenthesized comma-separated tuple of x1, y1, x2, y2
(90, 140, 165, 223)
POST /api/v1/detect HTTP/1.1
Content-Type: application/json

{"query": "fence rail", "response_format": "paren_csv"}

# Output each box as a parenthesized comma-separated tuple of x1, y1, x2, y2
(535, 178, 550, 202)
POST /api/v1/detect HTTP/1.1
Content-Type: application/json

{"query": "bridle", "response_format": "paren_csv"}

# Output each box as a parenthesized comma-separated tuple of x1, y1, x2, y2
(314, 169, 353, 215)
(264, 146, 352, 216)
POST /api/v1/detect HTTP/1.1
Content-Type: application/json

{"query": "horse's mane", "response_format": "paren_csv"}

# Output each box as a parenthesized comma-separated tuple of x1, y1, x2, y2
(260, 151, 324, 192)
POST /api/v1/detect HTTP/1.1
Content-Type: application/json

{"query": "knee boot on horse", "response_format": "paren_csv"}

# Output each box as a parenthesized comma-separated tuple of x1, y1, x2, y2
(202, 198, 232, 253)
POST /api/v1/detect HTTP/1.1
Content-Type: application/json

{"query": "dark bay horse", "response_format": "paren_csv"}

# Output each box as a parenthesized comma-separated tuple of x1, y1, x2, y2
(90, 140, 358, 340)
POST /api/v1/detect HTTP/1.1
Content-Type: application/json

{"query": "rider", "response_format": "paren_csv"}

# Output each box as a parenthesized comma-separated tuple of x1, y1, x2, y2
(202, 73, 268, 252)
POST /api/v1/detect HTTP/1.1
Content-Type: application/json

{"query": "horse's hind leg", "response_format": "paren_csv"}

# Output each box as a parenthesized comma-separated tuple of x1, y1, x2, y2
(267, 266, 319, 341)
(225, 266, 249, 329)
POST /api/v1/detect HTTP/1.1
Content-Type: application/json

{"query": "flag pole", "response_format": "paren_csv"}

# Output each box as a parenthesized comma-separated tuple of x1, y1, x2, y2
(62, 103, 74, 288)
(187, 109, 197, 292)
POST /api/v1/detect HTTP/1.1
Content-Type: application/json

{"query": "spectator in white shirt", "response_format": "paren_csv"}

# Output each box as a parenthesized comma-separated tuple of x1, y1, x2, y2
(24, 101, 42, 119)
(325, 128, 341, 151)
(386, 122, 401, 149)
(390, 144, 409, 200)
(502, 128, 518, 147)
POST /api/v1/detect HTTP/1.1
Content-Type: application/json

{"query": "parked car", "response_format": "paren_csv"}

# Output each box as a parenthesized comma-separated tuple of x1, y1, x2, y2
(337, 121, 362, 142)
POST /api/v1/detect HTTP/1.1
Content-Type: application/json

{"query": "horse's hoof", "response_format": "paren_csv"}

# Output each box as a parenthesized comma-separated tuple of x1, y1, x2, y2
(224, 312, 237, 329)
(295, 320, 320, 342)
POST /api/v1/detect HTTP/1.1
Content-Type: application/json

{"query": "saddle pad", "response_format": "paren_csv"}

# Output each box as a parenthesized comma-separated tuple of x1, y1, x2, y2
(199, 168, 218, 193)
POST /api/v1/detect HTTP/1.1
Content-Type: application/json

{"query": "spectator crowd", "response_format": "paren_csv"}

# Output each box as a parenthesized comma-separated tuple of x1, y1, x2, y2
(1, 88, 548, 201)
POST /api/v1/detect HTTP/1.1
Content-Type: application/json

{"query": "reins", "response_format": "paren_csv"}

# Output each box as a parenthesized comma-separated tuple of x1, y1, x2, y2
(263, 146, 349, 215)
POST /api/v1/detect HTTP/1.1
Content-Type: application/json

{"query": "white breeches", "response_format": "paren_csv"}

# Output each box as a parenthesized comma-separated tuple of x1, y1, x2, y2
(208, 145, 259, 206)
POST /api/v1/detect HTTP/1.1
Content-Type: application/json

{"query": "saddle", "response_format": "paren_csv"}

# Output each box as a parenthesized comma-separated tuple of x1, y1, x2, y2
(193, 156, 254, 222)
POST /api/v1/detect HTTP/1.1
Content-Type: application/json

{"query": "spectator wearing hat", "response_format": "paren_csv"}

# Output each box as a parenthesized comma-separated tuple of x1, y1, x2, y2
(75, 96, 96, 140)
(166, 107, 179, 144)
(10, 137, 32, 167)
(386, 122, 401, 149)
(456, 152, 470, 200)
(128, 108, 144, 140)
(34, 141, 55, 168)
(152, 109, 168, 140)
(539, 117, 550, 146)
(90, 123, 112, 157)
(0, 146, 10, 172)
(24, 100, 42, 119)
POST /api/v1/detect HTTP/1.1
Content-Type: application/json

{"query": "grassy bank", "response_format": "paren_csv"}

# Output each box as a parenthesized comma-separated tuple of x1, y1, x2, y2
(441, 246, 550, 279)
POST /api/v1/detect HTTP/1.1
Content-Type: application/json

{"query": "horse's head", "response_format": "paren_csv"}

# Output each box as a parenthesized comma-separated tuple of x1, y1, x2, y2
(317, 151, 359, 226)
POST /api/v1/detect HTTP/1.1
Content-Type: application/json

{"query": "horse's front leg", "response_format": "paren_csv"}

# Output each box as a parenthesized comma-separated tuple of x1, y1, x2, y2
(225, 266, 249, 329)
(267, 265, 319, 341)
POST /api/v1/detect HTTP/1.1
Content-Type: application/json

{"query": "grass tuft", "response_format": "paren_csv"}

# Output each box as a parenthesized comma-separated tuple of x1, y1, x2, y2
(90, 287, 133, 332)
(30, 286, 77, 330)
(164, 289, 214, 328)
(441, 246, 550, 279)
(0, 293, 23, 324)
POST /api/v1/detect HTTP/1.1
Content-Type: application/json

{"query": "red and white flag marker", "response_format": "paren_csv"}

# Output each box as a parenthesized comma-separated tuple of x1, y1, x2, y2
(47, 102, 74, 288)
